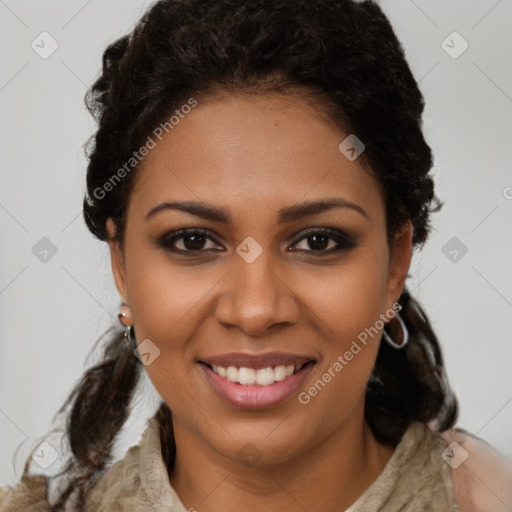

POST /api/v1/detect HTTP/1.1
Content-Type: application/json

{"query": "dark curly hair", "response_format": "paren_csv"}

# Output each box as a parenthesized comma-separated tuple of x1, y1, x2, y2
(18, 0, 458, 509)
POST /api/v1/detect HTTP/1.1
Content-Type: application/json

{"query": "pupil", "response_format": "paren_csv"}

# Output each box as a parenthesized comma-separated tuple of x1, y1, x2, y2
(309, 234, 328, 250)
(184, 234, 206, 250)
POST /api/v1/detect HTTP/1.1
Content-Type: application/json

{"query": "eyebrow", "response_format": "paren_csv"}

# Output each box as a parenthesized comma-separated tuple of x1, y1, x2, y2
(145, 197, 369, 223)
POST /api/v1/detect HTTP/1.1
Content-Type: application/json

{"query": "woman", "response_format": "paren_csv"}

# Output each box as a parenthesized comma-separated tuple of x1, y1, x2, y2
(1, 0, 511, 510)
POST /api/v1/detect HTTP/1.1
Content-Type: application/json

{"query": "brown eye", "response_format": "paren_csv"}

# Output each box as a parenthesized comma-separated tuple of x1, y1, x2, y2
(157, 229, 223, 253)
(289, 228, 357, 255)
(178, 233, 208, 251)
(295, 233, 335, 251)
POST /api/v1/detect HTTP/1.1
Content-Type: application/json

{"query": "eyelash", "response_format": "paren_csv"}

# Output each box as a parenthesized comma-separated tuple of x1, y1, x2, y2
(156, 227, 358, 257)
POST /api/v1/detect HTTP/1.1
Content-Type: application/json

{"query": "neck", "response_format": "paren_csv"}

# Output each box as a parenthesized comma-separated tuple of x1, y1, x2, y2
(168, 400, 396, 512)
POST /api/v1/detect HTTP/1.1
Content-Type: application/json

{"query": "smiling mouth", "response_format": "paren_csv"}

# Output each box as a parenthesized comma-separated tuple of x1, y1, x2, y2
(199, 361, 315, 387)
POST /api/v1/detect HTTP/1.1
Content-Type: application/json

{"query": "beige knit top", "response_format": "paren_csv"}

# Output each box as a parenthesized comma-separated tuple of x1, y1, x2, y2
(1, 418, 511, 511)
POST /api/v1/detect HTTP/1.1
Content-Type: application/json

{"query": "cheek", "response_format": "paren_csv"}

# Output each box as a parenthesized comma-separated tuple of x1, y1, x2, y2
(296, 283, 385, 434)
(299, 251, 389, 342)
(125, 243, 211, 339)
(294, 253, 387, 401)
(123, 250, 203, 391)
(127, 263, 207, 425)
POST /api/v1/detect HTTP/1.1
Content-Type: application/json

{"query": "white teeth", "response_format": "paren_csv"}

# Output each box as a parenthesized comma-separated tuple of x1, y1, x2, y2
(210, 363, 307, 386)
(238, 367, 256, 385)
(226, 366, 238, 382)
(274, 365, 286, 381)
(256, 367, 275, 386)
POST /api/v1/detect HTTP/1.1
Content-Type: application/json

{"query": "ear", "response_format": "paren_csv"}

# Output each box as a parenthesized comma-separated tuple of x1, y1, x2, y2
(385, 220, 413, 310)
(106, 218, 129, 304)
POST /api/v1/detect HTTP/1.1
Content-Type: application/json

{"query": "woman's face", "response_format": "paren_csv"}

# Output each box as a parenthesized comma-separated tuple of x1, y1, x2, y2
(108, 92, 412, 466)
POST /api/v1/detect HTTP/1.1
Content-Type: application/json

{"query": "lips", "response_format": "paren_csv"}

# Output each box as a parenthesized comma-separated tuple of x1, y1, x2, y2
(197, 351, 316, 408)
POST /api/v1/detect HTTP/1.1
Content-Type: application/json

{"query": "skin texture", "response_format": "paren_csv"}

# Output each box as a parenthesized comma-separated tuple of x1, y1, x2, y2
(107, 91, 413, 512)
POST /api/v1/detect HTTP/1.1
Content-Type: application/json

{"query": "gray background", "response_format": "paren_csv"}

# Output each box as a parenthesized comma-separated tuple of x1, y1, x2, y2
(1, 0, 511, 486)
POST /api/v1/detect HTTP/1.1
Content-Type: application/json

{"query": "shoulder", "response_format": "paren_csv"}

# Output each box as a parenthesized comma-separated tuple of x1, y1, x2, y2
(0, 474, 51, 512)
(435, 426, 512, 512)
(0, 420, 162, 512)
(84, 444, 142, 510)
(0, 446, 143, 512)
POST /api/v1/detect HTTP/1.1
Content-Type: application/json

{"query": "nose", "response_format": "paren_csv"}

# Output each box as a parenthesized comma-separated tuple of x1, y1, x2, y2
(214, 252, 300, 336)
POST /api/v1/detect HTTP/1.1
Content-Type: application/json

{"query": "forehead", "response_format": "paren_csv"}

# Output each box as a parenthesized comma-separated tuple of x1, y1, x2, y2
(130, 93, 384, 223)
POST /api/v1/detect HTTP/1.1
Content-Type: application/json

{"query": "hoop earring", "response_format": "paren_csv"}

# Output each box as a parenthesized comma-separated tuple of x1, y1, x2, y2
(118, 305, 138, 352)
(123, 325, 138, 351)
(382, 312, 409, 350)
